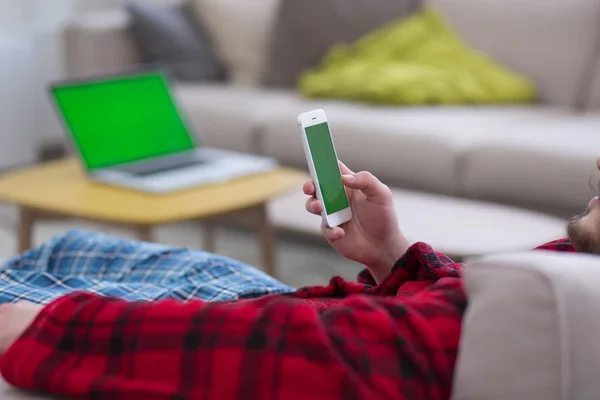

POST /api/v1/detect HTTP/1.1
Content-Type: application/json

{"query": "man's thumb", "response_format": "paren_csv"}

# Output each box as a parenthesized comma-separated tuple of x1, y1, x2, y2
(342, 172, 386, 199)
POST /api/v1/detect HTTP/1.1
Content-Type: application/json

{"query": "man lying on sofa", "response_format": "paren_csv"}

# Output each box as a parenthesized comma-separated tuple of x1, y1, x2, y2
(0, 156, 593, 400)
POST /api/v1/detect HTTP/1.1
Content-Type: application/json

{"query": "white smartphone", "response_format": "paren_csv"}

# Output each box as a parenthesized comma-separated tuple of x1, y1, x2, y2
(298, 109, 352, 227)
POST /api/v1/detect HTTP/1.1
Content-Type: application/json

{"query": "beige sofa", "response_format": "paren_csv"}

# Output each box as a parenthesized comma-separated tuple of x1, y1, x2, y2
(454, 250, 600, 400)
(59, 0, 600, 255)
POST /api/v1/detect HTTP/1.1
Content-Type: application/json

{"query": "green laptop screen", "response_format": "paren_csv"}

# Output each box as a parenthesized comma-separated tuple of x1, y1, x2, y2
(52, 72, 195, 170)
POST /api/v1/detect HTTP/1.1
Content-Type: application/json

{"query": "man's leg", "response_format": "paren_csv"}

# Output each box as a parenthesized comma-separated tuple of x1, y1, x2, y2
(0, 229, 294, 304)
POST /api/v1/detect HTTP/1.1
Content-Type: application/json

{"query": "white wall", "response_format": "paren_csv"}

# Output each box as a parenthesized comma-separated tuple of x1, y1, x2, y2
(0, 36, 36, 169)
(0, 0, 31, 33)
(0, 0, 129, 168)
(0, 0, 37, 168)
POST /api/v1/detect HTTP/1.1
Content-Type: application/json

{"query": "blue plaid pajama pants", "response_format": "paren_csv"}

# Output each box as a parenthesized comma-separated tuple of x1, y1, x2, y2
(0, 230, 294, 304)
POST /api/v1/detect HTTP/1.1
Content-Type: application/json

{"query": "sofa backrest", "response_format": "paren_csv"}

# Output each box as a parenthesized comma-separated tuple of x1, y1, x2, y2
(431, 0, 600, 108)
(581, 44, 600, 109)
(453, 251, 600, 400)
(63, 0, 600, 109)
(64, 10, 143, 78)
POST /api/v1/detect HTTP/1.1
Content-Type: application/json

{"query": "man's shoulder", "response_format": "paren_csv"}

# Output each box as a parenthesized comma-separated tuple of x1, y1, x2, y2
(534, 238, 577, 252)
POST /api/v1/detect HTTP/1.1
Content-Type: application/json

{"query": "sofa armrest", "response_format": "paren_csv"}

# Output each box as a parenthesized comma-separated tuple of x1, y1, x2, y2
(63, 9, 142, 78)
(452, 251, 600, 400)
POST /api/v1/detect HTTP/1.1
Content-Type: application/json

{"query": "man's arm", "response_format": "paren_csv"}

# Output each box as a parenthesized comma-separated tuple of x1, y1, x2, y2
(1, 279, 465, 400)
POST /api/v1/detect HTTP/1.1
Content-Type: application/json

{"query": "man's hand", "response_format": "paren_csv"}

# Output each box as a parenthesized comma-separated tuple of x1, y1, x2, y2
(304, 162, 410, 283)
(0, 302, 43, 354)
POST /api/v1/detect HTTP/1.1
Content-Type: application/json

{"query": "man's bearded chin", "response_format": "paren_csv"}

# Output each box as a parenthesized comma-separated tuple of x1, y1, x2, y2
(567, 210, 600, 254)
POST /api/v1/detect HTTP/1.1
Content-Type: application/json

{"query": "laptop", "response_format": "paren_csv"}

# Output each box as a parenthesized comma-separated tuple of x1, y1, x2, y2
(49, 69, 277, 193)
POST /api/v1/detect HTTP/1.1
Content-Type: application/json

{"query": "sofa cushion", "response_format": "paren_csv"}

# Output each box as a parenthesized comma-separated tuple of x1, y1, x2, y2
(453, 251, 600, 400)
(263, 0, 421, 87)
(175, 84, 300, 153)
(261, 100, 563, 193)
(190, 0, 280, 86)
(269, 187, 566, 259)
(126, 1, 224, 82)
(431, 0, 600, 107)
(300, 7, 536, 106)
(461, 113, 600, 215)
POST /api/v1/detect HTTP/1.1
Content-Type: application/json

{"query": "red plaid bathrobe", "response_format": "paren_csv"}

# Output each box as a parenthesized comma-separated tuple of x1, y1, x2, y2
(0, 239, 575, 400)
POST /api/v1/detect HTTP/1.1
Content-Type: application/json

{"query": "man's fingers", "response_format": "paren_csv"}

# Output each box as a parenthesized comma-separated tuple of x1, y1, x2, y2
(341, 171, 391, 201)
(321, 223, 345, 241)
(338, 160, 354, 175)
(305, 198, 323, 215)
(303, 180, 316, 196)
(305, 162, 351, 196)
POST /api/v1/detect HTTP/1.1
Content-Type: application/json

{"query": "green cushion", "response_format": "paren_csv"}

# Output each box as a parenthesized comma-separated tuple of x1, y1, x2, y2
(299, 7, 537, 105)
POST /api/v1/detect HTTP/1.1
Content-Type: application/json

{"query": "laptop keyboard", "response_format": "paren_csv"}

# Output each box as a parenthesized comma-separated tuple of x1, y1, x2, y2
(126, 159, 207, 177)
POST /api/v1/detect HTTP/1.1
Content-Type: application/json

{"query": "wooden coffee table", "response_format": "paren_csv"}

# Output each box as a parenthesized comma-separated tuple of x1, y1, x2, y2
(0, 159, 307, 278)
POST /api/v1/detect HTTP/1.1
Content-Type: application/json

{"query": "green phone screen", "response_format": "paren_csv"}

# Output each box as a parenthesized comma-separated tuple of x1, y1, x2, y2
(305, 122, 349, 215)
(52, 72, 195, 170)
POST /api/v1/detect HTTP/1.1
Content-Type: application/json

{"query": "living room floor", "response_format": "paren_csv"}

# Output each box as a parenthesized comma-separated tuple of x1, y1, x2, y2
(0, 204, 362, 289)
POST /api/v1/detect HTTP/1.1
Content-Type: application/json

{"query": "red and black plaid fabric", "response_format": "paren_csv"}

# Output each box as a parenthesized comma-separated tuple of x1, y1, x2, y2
(0, 239, 574, 399)
(534, 237, 576, 253)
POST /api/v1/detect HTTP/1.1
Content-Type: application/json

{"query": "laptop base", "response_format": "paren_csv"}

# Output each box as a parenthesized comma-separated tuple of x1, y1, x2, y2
(89, 148, 278, 194)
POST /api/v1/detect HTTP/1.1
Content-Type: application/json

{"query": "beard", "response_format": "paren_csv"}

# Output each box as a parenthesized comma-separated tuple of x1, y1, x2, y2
(566, 210, 600, 254)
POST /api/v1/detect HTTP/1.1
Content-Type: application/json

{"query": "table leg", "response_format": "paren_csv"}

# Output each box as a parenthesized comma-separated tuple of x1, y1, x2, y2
(18, 207, 35, 253)
(137, 225, 152, 242)
(256, 203, 277, 278)
(202, 222, 216, 253)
